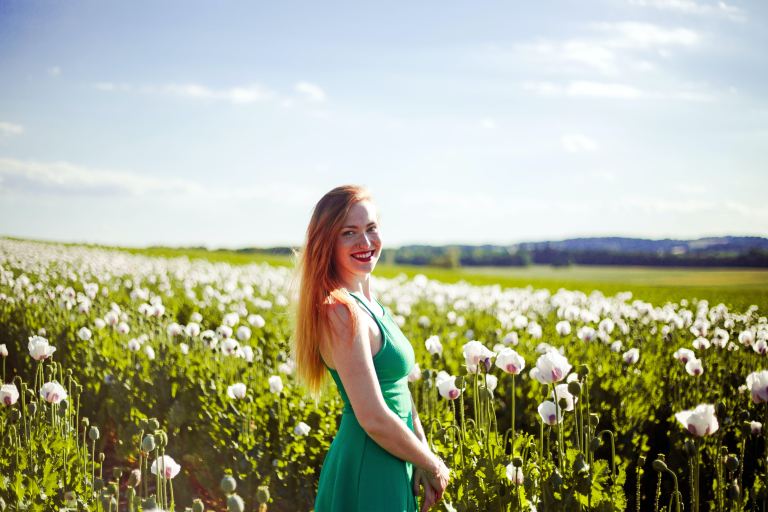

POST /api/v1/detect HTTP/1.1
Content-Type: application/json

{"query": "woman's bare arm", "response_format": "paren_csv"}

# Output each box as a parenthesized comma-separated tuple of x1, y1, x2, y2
(411, 392, 429, 447)
(326, 303, 440, 473)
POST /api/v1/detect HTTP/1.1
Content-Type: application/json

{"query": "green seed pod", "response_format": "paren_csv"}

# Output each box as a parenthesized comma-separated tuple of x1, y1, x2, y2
(256, 485, 270, 504)
(227, 494, 245, 512)
(82, 417, 90, 428)
(652, 459, 668, 472)
(9, 409, 21, 423)
(192, 498, 205, 512)
(156, 431, 168, 448)
(589, 437, 602, 452)
(57, 406, 67, 418)
(59, 399, 69, 412)
(580, 364, 590, 376)
(99, 452, 105, 462)
(567, 381, 582, 397)
(141, 434, 156, 453)
(108, 481, 119, 495)
(27, 401, 37, 416)
(112, 467, 123, 480)
(94, 477, 104, 491)
(728, 480, 741, 500)
(89, 426, 100, 441)
(512, 457, 523, 468)
(558, 397, 568, 410)
(741, 421, 752, 436)
(221, 475, 237, 494)
(589, 413, 599, 428)
(725, 454, 739, 472)
(127, 468, 141, 487)
(147, 418, 160, 431)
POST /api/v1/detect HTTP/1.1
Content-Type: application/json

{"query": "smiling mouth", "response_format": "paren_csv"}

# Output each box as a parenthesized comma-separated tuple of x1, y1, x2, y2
(351, 251, 374, 262)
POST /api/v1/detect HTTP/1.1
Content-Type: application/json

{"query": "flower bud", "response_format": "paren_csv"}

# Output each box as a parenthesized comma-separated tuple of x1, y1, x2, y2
(127, 468, 141, 487)
(94, 477, 104, 491)
(27, 402, 37, 415)
(728, 480, 741, 500)
(89, 426, 100, 441)
(652, 459, 668, 472)
(227, 494, 245, 512)
(221, 475, 237, 494)
(512, 457, 523, 468)
(147, 418, 160, 431)
(567, 381, 582, 397)
(192, 498, 205, 512)
(59, 399, 69, 412)
(9, 409, 21, 423)
(256, 485, 270, 504)
(99, 452, 105, 462)
(573, 453, 589, 474)
(558, 397, 568, 410)
(725, 454, 739, 472)
(580, 364, 590, 376)
(589, 413, 599, 428)
(157, 431, 168, 448)
(141, 434, 156, 453)
(112, 467, 123, 480)
(82, 417, 90, 428)
(108, 481, 119, 495)
(590, 437, 602, 452)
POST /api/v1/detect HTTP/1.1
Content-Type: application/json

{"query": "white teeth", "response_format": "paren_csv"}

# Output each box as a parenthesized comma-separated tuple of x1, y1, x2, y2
(352, 251, 373, 260)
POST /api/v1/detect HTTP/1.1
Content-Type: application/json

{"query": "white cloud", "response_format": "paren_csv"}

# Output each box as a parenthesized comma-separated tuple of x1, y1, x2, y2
(0, 122, 24, 136)
(562, 134, 599, 152)
(523, 80, 714, 101)
(94, 82, 274, 104)
(592, 22, 700, 48)
(294, 81, 327, 102)
(628, 0, 747, 22)
(0, 157, 203, 195)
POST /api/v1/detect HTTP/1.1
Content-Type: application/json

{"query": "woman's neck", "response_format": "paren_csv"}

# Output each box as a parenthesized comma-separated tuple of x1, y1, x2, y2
(340, 274, 372, 301)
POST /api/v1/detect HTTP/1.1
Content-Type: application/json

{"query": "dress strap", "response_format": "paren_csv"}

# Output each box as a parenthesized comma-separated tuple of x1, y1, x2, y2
(348, 292, 388, 333)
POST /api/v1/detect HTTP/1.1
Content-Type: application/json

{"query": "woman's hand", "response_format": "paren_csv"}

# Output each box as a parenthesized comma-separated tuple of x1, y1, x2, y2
(424, 456, 450, 502)
(413, 467, 439, 511)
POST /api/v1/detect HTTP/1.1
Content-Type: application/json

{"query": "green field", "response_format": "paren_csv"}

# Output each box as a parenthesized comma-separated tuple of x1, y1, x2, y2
(9, 237, 767, 312)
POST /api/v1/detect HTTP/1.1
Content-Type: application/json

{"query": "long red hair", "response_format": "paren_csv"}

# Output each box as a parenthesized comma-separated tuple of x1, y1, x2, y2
(291, 185, 373, 401)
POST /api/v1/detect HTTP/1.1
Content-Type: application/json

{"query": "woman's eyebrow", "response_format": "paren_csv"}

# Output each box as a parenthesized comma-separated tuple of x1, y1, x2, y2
(342, 222, 377, 229)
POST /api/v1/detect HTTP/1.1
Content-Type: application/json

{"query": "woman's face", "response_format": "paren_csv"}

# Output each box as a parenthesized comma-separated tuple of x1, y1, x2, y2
(334, 200, 382, 281)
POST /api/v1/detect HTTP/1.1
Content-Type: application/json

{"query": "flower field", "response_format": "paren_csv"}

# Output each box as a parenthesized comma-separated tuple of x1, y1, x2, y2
(1, 238, 767, 511)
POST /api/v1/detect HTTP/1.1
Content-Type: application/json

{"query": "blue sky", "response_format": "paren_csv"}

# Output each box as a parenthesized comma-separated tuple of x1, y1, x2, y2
(0, 0, 766, 248)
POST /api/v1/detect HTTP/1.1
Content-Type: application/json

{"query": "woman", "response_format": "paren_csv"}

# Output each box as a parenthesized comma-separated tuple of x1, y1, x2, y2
(292, 185, 450, 512)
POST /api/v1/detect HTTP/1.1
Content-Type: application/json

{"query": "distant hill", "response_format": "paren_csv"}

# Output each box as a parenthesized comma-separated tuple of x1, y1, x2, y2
(514, 236, 768, 254)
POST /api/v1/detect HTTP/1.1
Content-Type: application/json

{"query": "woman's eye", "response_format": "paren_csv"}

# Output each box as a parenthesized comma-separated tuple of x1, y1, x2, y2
(342, 231, 354, 236)
(368, 226, 378, 233)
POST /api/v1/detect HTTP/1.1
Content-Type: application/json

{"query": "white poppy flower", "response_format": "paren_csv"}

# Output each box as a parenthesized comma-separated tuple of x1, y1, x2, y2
(530, 351, 572, 385)
(40, 381, 67, 404)
(179, 343, 189, 355)
(144, 345, 156, 360)
(236, 326, 252, 342)
(555, 321, 571, 336)
(505, 463, 524, 485)
(503, 332, 519, 346)
(150, 455, 181, 480)
(746, 370, 768, 404)
(622, 348, 640, 365)
(294, 421, 311, 436)
(685, 358, 704, 377)
(495, 348, 525, 375)
(462, 340, 495, 374)
(221, 338, 239, 356)
(227, 383, 247, 399)
(436, 373, 461, 400)
(673, 348, 695, 364)
(1, 384, 19, 406)
(117, 322, 130, 335)
(269, 375, 283, 394)
(538, 400, 563, 425)
(675, 404, 718, 437)
(127, 338, 141, 352)
(248, 314, 266, 328)
(77, 327, 92, 341)
(424, 335, 442, 357)
(166, 323, 182, 337)
(28, 336, 56, 361)
(0, 344, 7, 357)
(551, 383, 576, 411)
(610, 341, 623, 353)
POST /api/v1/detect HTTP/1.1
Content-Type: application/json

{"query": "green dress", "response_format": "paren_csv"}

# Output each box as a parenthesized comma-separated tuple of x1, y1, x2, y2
(314, 292, 419, 512)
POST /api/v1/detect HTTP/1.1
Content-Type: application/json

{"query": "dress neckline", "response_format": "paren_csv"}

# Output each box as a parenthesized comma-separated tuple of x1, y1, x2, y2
(348, 290, 385, 318)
